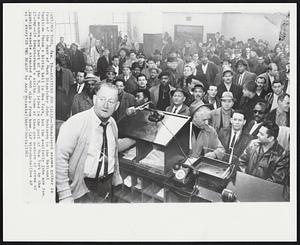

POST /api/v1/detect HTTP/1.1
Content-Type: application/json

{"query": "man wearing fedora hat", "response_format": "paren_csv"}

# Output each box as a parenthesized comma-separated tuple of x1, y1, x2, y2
(217, 67, 243, 109)
(190, 104, 225, 159)
(235, 58, 257, 87)
(211, 91, 235, 134)
(101, 66, 117, 84)
(71, 74, 99, 115)
(165, 88, 190, 116)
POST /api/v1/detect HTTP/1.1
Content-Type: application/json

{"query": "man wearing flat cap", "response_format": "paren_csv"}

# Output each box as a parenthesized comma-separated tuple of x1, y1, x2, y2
(235, 58, 257, 87)
(147, 67, 161, 88)
(189, 84, 206, 113)
(101, 66, 117, 84)
(217, 67, 243, 109)
(71, 74, 100, 115)
(211, 91, 235, 134)
(190, 104, 225, 159)
(165, 88, 190, 116)
(149, 71, 175, 110)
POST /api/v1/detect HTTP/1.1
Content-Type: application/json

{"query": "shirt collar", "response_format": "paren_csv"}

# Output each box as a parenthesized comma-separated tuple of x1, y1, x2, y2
(91, 107, 111, 127)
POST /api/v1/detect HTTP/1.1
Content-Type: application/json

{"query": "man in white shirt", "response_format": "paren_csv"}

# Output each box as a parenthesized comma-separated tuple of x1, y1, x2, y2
(56, 83, 134, 203)
(165, 88, 190, 116)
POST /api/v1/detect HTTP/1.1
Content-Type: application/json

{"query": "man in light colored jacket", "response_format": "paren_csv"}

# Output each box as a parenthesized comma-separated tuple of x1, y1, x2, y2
(56, 83, 134, 203)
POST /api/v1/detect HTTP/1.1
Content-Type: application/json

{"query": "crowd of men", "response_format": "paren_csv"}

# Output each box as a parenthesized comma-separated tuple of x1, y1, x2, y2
(55, 32, 290, 203)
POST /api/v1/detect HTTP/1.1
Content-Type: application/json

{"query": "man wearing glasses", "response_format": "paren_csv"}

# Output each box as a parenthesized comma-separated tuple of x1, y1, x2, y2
(56, 83, 133, 203)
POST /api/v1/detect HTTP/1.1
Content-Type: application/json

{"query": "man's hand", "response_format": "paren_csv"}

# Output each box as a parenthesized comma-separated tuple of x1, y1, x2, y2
(59, 196, 74, 203)
(204, 152, 217, 159)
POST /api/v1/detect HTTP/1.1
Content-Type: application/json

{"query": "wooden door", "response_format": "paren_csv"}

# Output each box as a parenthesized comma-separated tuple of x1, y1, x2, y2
(89, 25, 119, 55)
(143, 33, 162, 57)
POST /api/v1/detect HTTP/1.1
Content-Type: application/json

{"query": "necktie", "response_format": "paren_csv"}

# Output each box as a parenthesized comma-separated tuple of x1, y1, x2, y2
(173, 107, 178, 113)
(95, 122, 109, 179)
(77, 84, 80, 93)
(238, 74, 243, 86)
(230, 132, 237, 149)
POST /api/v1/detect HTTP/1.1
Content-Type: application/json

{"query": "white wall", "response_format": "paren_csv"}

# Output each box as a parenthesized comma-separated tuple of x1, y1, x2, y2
(77, 11, 114, 46)
(162, 12, 223, 43)
(221, 13, 286, 48)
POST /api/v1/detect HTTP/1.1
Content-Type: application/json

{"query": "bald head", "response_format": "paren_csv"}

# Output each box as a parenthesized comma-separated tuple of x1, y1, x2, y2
(192, 106, 211, 129)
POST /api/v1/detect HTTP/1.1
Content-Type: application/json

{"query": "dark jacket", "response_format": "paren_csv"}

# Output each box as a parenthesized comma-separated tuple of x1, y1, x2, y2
(195, 62, 219, 87)
(244, 120, 264, 139)
(238, 94, 261, 123)
(116, 74, 137, 95)
(217, 82, 243, 109)
(165, 104, 190, 116)
(71, 91, 93, 115)
(97, 55, 112, 80)
(218, 127, 253, 163)
(203, 94, 222, 109)
(113, 91, 136, 123)
(69, 50, 85, 75)
(214, 70, 237, 87)
(235, 71, 257, 87)
(239, 140, 289, 185)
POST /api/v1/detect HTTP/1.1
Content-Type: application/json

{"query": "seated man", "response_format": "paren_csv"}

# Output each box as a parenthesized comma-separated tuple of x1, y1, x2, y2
(245, 101, 268, 138)
(218, 110, 252, 164)
(190, 104, 225, 159)
(239, 120, 289, 185)
(266, 93, 290, 127)
(71, 75, 97, 115)
(126, 89, 153, 116)
(166, 88, 190, 116)
(112, 78, 136, 122)
(183, 75, 205, 106)
(211, 91, 235, 134)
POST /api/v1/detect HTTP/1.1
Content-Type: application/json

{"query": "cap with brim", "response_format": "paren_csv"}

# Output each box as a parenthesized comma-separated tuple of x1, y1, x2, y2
(167, 57, 178, 62)
(106, 66, 116, 74)
(190, 101, 212, 116)
(192, 83, 204, 92)
(149, 67, 160, 73)
(235, 59, 248, 67)
(170, 88, 188, 97)
(222, 67, 234, 76)
(221, 91, 234, 101)
(158, 71, 170, 79)
(137, 53, 145, 58)
(122, 64, 131, 69)
(84, 74, 100, 83)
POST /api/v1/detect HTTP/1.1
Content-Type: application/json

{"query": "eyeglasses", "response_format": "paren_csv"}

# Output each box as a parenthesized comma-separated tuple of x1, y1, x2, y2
(253, 110, 264, 114)
(96, 97, 118, 107)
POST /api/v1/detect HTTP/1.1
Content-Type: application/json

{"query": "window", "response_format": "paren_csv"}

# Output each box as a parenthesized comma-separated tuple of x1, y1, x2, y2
(55, 11, 79, 46)
(112, 13, 128, 36)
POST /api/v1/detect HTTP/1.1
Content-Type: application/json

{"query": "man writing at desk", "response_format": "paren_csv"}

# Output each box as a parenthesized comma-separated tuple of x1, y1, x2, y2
(56, 83, 134, 203)
(239, 120, 289, 184)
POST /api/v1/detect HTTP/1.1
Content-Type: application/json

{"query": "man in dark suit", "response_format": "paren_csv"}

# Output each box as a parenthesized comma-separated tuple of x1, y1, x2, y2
(97, 48, 112, 80)
(113, 78, 136, 122)
(165, 88, 190, 116)
(196, 53, 219, 87)
(116, 64, 137, 95)
(244, 101, 268, 138)
(235, 58, 257, 87)
(217, 67, 243, 109)
(218, 110, 252, 165)
(239, 81, 261, 123)
(258, 63, 279, 94)
(266, 93, 290, 127)
(71, 75, 97, 115)
(69, 43, 86, 76)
